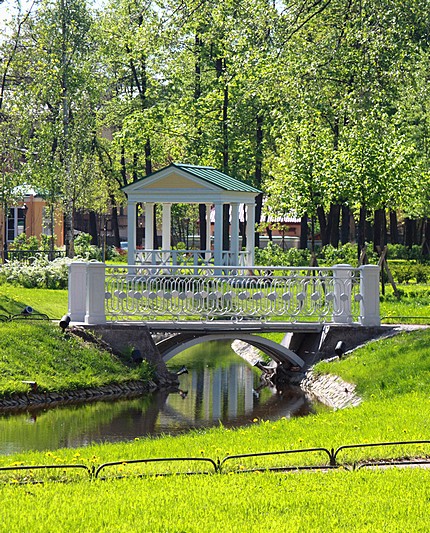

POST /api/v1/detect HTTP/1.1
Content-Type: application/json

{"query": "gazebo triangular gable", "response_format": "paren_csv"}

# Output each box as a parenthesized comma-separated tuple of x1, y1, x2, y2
(122, 163, 261, 266)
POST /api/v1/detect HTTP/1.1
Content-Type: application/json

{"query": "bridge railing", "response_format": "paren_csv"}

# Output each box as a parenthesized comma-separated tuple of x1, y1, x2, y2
(68, 262, 380, 326)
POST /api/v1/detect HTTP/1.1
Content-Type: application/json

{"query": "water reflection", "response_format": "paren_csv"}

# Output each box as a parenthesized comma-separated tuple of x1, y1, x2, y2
(0, 341, 314, 455)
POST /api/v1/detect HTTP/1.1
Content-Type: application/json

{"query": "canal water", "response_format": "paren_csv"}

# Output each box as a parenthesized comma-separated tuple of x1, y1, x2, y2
(0, 341, 314, 455)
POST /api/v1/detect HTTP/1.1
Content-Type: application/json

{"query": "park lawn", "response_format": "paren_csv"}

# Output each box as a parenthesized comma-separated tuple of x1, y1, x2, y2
(0, 284, 68, 319)
(0, 469, 428, 532)
(0, 313, 429, 530)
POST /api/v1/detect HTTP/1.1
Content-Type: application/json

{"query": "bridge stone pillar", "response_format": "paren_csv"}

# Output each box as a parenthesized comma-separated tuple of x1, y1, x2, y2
(359, 264, 380, 326)
(68, 261, 87, 322)
(85, 262, 106, 324)
(332, 264, 353, 324)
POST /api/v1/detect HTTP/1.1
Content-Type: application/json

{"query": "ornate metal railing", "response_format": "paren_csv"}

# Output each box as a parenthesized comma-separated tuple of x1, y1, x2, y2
(102, 264, 362, 323)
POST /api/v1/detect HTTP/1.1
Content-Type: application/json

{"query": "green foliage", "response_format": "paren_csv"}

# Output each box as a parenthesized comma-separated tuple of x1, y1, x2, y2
(74, 233, 101, 261)
(388, 263, 430, 284)
(8, 234, 40, 251)
(255, 242, 311, 266)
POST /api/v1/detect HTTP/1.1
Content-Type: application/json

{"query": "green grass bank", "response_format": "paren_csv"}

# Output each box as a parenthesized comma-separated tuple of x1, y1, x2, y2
(1, 328, 429, 531)
(0, 285, 429, 531)
(0, 287, 151, 398)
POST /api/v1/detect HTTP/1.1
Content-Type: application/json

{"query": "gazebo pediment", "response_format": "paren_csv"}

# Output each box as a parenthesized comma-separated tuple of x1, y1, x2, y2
(145, 174, 206, 190)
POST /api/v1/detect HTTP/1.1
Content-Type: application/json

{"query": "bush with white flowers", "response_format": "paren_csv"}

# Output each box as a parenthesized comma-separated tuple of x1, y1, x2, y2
(0, 256, 73, 289)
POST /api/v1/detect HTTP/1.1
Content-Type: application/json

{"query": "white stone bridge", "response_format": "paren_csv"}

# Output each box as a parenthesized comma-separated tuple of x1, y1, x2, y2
(68, 262, 380, 369)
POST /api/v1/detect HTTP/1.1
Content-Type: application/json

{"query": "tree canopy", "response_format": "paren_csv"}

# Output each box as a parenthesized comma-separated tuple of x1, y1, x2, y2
(1, 0, 430, 253)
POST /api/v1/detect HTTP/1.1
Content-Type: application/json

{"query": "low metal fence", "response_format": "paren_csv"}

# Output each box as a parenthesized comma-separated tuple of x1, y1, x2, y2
(1, 440, 428, 484)
(1, 250, 66, 264)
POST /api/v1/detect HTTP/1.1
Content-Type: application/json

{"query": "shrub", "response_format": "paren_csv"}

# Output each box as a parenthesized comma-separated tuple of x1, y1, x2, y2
(8, 233, 41, 251)
(388, 262, 430, 284)
(0, 256, 72, 289)
(74, 233, 102, 261)
(387, 244, 428, 263)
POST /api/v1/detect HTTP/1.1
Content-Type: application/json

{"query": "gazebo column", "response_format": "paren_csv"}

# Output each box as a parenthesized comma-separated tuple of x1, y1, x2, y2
(245, 203, 255, 266)
(127, 200, 136, 265)
(161, 203, 172, 263)
(144, 202, 154, 263)
(230, 203, 240, 266)
(214, 202, 224, 266)
(205, 203, 212, 261)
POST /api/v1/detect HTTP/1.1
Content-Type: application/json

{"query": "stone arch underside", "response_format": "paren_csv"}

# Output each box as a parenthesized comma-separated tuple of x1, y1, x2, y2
(157, 333, 305, 367)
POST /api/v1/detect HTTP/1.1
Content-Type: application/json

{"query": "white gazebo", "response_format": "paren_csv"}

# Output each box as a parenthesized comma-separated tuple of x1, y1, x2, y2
(122, 163, 261, 266)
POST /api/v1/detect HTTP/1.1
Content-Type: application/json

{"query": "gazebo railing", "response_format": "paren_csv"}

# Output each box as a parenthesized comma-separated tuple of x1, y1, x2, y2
(135, 249, 249, 267)
(68, 262, 380, 326)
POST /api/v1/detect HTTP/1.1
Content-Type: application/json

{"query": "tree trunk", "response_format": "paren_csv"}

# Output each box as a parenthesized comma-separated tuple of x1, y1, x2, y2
(317, 205, 328, 246)
(421, 217, 430, 257)
(365, 215, 373, 243)
(300, 213, 308, 249)
(254, 114, 263, 248)
(223, 204, 230, 253)
(255, 193, 263, 249)
(404, 217, 416, 248)
(373, 208, 387, 251)
(341, 204, 350, 245)
(110, 199, 121, 248)
(389, 210, 399, 244)
(199, 204, 206, 251)
(89, 211, 98, 246)
(357, 205, 366, 261)
(194, 33, 203, 158)
(328, 203, 341, 247)
(120, 145, 127, 186)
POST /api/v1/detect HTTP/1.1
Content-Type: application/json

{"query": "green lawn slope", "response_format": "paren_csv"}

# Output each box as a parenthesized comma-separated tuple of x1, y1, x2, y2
(0, 288, 429, 531)
(0, 322, 151, 397)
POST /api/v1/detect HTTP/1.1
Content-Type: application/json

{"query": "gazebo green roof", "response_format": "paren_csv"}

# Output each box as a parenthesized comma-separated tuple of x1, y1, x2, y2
(123, 163, 261, 194)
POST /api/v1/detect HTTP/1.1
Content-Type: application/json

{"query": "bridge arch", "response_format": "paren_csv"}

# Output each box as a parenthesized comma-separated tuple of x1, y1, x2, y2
(157, 333, 305, 368)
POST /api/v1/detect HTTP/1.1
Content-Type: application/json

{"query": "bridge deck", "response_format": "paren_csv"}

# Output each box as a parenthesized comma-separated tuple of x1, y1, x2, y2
(143, 321, 324, 334)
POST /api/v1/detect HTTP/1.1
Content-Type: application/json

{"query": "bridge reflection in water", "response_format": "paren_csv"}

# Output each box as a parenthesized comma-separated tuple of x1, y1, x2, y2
(0, 342, 314, 455)
(160, 340, 313, 430)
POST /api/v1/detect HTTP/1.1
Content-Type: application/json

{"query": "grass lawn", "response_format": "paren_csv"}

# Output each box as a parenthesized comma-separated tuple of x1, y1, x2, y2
(0, 321, 152, 397)
(1, 469, 428, 532)
(0, 284, 429, 530)
(0, 327, 429, 530)
(0, 284, 68, 319)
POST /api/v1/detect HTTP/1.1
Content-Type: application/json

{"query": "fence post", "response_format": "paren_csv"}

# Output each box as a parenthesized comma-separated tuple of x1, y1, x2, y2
(84, 262, 106, 324)
(359, 264, 380, 326)
(68, 261, 88, 322)
(332, 264, 353, 324)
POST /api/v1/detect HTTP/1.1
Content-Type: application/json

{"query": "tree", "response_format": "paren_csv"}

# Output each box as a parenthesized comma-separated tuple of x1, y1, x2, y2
(17, 0, 99, 256)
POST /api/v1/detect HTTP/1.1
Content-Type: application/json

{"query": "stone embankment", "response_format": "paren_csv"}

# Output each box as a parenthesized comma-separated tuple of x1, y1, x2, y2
(300, 369, 362, 409)
(0, 380, 156, 412)
(232, 340, 361, 410)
